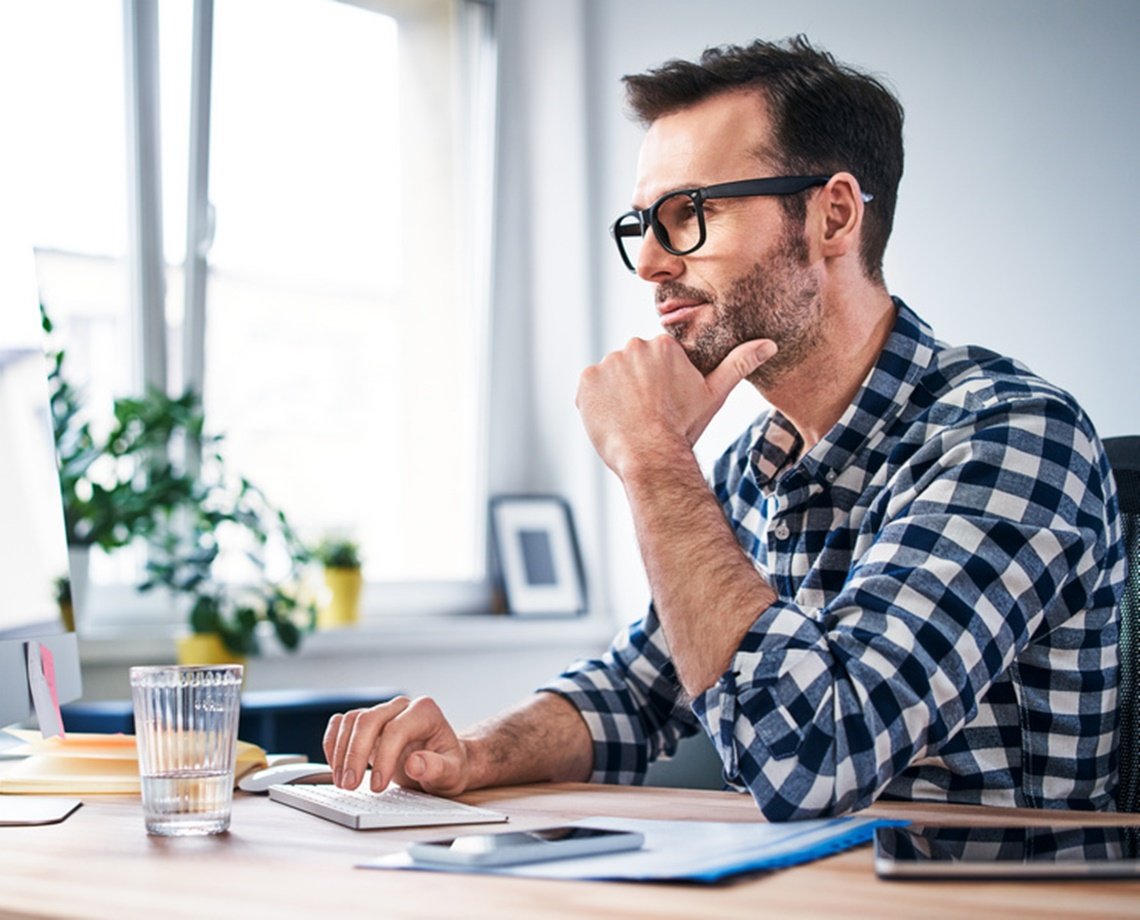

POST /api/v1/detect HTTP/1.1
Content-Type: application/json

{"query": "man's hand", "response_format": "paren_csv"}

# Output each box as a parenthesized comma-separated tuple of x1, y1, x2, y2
(323, 696, 469, 797)
(576, 336, 777, 477)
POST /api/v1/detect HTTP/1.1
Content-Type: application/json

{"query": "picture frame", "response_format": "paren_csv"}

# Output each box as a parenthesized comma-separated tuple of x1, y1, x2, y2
(489, 495, 586, 617)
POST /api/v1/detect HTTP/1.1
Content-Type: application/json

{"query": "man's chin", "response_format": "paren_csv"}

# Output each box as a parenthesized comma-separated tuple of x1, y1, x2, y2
(679, 341, 728, 377)
(670, 321, 751, 377)
(682, 333, 791, 387)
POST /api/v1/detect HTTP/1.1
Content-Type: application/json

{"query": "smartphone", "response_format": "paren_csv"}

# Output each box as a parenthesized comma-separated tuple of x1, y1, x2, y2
(407, 825, 645, 867)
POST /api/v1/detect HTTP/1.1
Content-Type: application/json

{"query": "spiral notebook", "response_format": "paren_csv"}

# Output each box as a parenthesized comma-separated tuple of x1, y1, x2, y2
(361, 815, 897, 883)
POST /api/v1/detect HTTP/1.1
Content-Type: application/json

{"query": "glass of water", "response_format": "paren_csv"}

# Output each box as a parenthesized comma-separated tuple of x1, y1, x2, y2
(130, 664, 244, 836)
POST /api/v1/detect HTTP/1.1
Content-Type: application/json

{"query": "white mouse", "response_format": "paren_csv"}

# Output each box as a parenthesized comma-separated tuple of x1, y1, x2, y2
(238, 762, 335, 793)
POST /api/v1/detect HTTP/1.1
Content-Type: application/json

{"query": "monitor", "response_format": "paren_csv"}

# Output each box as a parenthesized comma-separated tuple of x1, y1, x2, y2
(0, 219, 82, 734)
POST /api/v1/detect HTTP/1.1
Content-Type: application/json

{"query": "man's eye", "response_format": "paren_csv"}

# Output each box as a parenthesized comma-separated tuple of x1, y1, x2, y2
(661, 197, 697, 225)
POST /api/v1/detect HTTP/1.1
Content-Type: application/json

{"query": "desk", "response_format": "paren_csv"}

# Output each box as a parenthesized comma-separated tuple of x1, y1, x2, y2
(1, 784, 1138, 919)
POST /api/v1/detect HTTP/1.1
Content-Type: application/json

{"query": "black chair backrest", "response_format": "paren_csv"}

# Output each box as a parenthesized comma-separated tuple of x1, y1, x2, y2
(1104, 436, 1140, 824)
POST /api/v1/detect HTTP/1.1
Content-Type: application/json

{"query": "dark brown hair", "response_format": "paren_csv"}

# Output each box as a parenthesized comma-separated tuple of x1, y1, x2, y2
(623, 36, 904, 284)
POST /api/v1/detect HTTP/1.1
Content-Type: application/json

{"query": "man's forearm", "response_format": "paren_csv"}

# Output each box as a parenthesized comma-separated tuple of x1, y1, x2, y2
(574, 333, 778, 699)
(622, 450, 777, 698)
(460, 691, 594, 790)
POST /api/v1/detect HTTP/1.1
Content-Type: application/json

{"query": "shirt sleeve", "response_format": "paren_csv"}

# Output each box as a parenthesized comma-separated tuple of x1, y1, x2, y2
(691, 397, 1122, 820)
(538, 603, 703, 785)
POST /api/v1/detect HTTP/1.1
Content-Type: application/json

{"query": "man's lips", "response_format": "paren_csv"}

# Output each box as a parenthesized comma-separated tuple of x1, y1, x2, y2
(656, 299, 707, 326)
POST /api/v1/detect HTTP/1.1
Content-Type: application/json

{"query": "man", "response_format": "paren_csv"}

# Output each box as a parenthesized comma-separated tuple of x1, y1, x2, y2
(325, 37, 1124, 820)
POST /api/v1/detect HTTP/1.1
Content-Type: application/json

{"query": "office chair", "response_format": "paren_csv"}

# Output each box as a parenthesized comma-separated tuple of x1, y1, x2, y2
(1104, 437, 1140, 849)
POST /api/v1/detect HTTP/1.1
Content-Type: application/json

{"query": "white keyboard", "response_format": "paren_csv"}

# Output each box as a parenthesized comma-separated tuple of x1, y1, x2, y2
(267, 782, 509, 830)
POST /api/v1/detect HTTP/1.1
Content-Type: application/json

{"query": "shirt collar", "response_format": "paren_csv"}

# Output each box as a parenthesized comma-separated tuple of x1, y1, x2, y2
(749, 298, 938, 488)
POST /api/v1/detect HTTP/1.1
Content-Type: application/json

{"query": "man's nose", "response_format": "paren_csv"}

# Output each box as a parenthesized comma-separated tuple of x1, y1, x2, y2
(636, 227, 684, 282)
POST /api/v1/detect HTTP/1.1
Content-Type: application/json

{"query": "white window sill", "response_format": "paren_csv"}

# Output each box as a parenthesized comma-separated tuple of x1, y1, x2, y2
(77, 611, 618, 667)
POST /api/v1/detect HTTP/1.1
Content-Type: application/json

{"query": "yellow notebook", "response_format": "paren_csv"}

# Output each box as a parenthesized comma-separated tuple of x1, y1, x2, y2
(0, 730, 267, 794)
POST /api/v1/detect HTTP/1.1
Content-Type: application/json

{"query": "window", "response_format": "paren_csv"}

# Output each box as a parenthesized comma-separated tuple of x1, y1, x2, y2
(8, 0, 498, 621)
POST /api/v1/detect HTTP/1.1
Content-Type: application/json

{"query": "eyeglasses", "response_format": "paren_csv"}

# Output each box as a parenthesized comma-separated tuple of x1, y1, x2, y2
(610, 175, 839, 272)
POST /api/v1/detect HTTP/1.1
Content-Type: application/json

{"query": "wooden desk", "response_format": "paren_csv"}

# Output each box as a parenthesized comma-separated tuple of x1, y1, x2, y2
(1, 783, 1137, 919)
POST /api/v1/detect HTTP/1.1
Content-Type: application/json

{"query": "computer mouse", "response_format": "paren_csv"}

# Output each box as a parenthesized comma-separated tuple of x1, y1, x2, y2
(238, 762, 335, 793)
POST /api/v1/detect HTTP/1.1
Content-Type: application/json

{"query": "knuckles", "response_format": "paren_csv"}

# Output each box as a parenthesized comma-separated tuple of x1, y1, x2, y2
(355, 695, 412, 725)
(404, 695, 440, 718)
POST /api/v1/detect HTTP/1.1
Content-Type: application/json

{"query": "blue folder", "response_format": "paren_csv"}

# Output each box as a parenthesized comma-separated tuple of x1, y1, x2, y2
(361, 815, 905, 883)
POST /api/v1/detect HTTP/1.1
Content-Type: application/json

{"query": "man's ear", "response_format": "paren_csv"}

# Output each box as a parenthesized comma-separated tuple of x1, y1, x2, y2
(813, 172, 864, 260)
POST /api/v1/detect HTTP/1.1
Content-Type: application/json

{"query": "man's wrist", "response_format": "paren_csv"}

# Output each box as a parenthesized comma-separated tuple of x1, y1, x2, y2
(617, 435, 701, 491)
(456, 733, 490, 791)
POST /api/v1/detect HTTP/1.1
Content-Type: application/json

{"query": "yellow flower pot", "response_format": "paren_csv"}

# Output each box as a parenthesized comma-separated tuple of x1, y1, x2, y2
(319, 566, 363, 628)
(176, 632, 246, 666)
(58, 601, 75, 634)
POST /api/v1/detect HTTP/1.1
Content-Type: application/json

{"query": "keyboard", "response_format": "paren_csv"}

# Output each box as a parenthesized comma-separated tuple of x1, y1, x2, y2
(267, 782, 509, 830)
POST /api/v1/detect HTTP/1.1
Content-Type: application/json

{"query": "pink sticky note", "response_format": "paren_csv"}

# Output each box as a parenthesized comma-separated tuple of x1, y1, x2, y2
(26, 642, 66, 739)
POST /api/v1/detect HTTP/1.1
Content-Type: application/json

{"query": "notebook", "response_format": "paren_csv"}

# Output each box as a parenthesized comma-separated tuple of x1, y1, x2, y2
(0, 729, 267, 794)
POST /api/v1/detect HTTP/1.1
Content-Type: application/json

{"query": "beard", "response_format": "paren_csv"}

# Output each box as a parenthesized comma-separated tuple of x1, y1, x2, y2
(659, 222, 822, 388)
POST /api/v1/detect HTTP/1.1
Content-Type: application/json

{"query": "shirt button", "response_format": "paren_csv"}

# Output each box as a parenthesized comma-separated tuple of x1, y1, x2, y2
(826, 470, 837, 482)
(773, 522, 791, 541)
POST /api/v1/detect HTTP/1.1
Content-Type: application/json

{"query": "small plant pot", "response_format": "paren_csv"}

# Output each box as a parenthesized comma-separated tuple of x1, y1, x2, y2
(176, 632, 246, 666)
(58, 601, 76, 634)
(319, 566, 363, 628)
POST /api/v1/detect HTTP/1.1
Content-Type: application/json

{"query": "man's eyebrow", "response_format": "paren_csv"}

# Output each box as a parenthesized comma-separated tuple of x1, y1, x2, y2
(631, 181, 700, 211)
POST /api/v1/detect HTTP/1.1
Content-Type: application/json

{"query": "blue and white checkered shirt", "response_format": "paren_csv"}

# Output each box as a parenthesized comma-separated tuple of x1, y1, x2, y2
(543, 300, 1124, 820)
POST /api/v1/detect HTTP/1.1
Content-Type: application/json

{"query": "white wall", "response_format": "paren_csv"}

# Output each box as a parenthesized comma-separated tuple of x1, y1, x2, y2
(572, 0, 1140, 620)
(488, 0, 608, 615)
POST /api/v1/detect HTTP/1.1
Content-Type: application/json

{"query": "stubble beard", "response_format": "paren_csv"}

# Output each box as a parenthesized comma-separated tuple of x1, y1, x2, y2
(664, 223, 823, 389)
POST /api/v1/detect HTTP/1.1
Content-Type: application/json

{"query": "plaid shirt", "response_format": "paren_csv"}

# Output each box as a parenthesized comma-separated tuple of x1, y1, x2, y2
(543, 300, 1123, 820)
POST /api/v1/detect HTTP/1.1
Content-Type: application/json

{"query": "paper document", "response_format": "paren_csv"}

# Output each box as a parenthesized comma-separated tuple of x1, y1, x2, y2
(0, 730, 267, 794)
(362, 815, 899, 882)
(0, 796, 82, 826)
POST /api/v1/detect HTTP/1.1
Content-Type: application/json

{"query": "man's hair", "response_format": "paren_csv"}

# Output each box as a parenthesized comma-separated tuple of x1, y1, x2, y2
(623, 36, 904, 284)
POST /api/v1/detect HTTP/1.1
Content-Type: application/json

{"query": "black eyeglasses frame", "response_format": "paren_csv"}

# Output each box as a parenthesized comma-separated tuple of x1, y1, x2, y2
(610, 174, 837, 273)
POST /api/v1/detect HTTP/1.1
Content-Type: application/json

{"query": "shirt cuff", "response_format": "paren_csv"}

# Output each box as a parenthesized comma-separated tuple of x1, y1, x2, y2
(537, 674, 650, 785)
(690, 598, 826, 781)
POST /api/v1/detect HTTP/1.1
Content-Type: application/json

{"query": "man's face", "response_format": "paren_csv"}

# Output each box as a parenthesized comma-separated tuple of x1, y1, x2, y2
(631, 91, 823, 385)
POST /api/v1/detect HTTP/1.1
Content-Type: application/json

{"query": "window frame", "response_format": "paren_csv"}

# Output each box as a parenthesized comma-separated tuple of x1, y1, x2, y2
(102, 0, 501, 629)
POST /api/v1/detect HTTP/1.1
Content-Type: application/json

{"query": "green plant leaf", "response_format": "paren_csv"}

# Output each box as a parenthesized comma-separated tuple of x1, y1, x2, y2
(275, 618, 301, 650)
(189, 596, 222, 634)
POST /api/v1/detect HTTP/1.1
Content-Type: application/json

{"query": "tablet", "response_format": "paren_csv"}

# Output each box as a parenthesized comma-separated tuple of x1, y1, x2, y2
(874, 824, 1140, 879)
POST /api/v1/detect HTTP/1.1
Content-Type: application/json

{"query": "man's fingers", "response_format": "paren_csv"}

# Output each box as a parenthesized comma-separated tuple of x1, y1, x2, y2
(329, 696, 411, 788)
(329, 709, 361, 786)
(322, 712, 343, 767)
(365, 697, 459, 792)
(705, 339, 777, 402)
(401, 749, 462, 795)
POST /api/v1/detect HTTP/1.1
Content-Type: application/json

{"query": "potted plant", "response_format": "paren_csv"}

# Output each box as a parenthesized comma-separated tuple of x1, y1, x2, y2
(43, 306, 200, 626)
(42, 305, 316, 660)
(314, 536, 363, 628)
(141, 468, 317, 663)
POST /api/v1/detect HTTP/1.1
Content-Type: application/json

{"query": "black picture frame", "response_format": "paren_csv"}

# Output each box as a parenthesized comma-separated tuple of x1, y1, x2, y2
(489, 495, 586, 617)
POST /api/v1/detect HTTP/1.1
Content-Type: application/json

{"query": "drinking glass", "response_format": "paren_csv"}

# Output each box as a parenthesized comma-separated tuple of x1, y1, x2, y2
(130, 664, 243, 836)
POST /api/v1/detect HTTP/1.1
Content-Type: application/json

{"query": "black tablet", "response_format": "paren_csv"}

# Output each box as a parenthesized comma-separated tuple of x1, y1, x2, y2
(874, 823, 1140, 880)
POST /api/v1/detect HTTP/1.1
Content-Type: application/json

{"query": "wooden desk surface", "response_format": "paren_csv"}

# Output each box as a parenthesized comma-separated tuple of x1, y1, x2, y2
(1, 783, 1138, 920)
